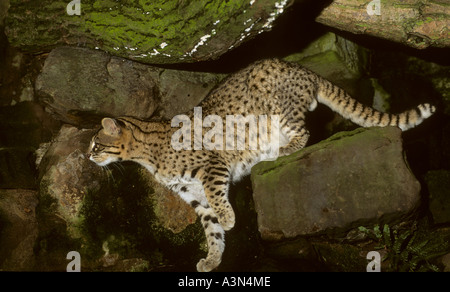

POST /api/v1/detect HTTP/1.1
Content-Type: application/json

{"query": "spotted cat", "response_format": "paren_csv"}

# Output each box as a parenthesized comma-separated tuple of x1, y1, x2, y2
(87, 59, 435, 272)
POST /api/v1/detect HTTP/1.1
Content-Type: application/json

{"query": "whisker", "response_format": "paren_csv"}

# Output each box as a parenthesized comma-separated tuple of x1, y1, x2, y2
(101, 165, 115, 186)
(111, 162, 125, 177)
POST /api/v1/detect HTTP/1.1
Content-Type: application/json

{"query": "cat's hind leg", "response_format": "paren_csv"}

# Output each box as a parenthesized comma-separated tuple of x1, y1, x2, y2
(279, 127, 310, 156)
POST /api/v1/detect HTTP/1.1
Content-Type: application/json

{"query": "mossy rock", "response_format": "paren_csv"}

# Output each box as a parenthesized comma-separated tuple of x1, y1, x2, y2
(251, 127, 421, 240)
(5, 0, 293, 64)
(35, 124, 207, 271)
(77, 163, 206, 271)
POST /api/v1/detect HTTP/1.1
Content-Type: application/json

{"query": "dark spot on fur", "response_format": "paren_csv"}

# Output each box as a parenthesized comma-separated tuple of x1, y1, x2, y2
(191, 167, 200, 178)
(190, 200, 200, 208)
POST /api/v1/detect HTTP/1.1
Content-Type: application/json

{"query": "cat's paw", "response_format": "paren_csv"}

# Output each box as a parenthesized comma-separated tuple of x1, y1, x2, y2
(219, 216, 235, 231)
(196, 258, 220, 272)
(278, 146, 291, 157)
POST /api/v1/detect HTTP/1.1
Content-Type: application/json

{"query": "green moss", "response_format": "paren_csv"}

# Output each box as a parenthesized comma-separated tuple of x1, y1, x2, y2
(129, 260, 150, 272)
(359, 223, 450, 272)
(355, 23, 370, 28)
(6, 0, 288, 64)
(370, 78, 392, 112)
(77, 164, 206, 270)
(313, 242, 366, 272)
(253, 127, 368, 178)
(284, 33, 337, 63)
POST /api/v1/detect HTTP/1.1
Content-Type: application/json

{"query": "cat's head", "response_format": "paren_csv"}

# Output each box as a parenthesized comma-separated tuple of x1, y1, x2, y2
(87, 118, 130, 166)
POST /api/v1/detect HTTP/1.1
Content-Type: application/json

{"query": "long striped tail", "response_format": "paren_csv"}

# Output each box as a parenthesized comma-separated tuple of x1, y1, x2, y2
(317, 78, 436, 131)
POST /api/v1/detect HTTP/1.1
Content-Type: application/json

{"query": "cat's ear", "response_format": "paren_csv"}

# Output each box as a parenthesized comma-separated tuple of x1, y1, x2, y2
(101, 118, 121, 136)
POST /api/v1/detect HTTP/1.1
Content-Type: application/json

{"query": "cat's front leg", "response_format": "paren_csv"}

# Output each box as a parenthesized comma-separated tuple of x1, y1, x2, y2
(201, 165, 235, 231)
(190, 200, 225, 272)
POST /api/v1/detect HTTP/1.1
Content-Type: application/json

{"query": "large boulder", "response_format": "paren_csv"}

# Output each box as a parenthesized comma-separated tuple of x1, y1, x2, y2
(35, 47, 160, 126)
(251, 127, 421, 240)
(35, 46, 225, 126)
(38, 125, 103, 238)
(5, 0, 293, 64)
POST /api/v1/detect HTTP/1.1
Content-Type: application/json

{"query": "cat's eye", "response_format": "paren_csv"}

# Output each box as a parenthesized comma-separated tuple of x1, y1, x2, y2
(91, 141, 99, 152)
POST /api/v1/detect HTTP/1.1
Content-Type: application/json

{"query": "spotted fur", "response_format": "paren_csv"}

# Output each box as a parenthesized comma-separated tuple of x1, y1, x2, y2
(87, 59, 435, 272)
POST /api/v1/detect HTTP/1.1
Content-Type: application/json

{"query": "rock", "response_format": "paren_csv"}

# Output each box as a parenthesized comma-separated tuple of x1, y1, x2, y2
(316, 0, 450, 50)
(35, 47, 159, 126)
(441, 252, 450, 272)
(431, 76, 450, 116)
(283, 32, 374, 136)
(312, 242, 367, 272)
(0, 101, 60, 149)
(101, 256, 150, 272)
(0, 101, 60, 189)
(36, 124, 204, 270)
(5, 0, 293, 64)
(35, 46, 225, 126)
(0, 0, 8, 25)
(284, 32, 368, 92)
(0, 189, 39, 271)
(0, 49, 33, 107)
(0, 147, 36, 189)
(407, 56, 450, 115)
(425, 170, 450, 224)
(139, 167, 197, 233)
(78, 162, 206, 271)
(38, 124, 103, 238)
(263, 237, 318, 262)
(157, 69, 225, 120)
(251, 127, 421, 240)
